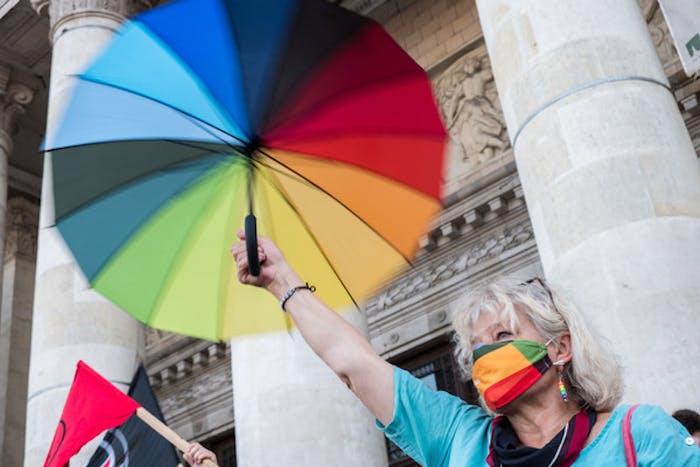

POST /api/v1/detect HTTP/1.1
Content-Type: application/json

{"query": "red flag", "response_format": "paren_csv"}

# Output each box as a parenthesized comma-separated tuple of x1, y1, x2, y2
(44, 360, 141, 467)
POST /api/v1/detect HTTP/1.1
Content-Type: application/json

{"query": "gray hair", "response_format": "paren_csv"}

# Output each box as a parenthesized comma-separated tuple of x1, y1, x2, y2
(451, 277, 623, 412)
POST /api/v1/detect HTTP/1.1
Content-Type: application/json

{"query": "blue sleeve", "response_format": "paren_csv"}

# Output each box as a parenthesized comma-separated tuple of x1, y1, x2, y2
(632, 405, 700, 466)
(376, 366, 491, 466)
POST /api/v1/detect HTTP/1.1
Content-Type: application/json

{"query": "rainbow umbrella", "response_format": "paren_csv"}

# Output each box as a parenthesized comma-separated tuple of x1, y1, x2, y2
(43, 0, 446, 341)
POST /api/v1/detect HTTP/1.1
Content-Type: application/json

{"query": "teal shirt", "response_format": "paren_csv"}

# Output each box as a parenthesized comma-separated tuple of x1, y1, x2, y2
(378, 367, 700, 466)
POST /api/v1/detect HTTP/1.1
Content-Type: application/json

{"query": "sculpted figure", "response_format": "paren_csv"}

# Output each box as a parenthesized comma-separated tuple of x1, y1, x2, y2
(444, 56, 507, 165)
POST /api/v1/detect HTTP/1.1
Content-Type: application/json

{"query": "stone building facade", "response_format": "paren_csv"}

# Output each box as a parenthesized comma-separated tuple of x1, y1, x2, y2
(0, 0, 698, 465)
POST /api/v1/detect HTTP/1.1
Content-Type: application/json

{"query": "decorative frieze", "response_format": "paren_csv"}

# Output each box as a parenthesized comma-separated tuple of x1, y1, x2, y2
(4, 196, 39, 260)
(367, 218, 534, 316)
(368, 175, 529, 317)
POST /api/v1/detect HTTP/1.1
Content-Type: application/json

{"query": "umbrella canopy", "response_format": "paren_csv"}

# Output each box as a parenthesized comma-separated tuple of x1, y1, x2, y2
(44, 0, 447, 341)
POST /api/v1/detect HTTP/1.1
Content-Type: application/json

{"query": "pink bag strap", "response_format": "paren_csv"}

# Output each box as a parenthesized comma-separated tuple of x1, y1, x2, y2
(623, 404, 640, 467)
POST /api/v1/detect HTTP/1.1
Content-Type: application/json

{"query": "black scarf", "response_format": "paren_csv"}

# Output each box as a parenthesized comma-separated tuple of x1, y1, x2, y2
(486, 408, 596, 467)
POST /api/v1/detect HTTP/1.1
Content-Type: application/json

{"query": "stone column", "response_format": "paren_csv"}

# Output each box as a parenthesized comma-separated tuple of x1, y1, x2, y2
(476, 0, 700, 410)
(0, 64, 33, 288)
(24, 2, 144, 466)
(0, 65, 36, 467)
(231, 309, 389, 467)
(0, 197, 39, 467)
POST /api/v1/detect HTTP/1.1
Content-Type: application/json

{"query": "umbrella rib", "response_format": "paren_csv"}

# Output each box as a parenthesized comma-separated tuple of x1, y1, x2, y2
(252, 160, 360, 310)
(162, 139, 239, 153)
(248, 156, 321, 188)
(255, 147, 415, 266)
(145, 165, 237, 339)
(57, 158, 238, 300)
(50, 142, 236, 224)
(47, 138, 240, 162)
(223, 2, 255, 134)
(252, 144, 443, 210)
(214, 170, 246, 341)
(266, 127, 446, 146)
(263, 70, 432, 136)
(240, 164, 295, 334)
(72, 75, 249, 147)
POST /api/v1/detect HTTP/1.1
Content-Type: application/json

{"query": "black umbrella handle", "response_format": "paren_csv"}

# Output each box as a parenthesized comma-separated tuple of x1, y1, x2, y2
(245, 214, 261, 276)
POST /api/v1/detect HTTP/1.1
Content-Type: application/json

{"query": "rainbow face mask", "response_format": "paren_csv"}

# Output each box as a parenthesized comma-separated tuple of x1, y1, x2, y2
(471, 339, 553, 410)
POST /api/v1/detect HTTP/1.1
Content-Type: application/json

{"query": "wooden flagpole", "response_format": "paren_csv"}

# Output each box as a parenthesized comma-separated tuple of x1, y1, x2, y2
(136, 407, 219, 467)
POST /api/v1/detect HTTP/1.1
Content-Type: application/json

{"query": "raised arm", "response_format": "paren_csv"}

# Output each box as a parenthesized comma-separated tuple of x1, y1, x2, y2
(231, 231, 395, 425)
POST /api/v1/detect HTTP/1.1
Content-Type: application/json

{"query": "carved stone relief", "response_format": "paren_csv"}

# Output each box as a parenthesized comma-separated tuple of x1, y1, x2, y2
(643, 1, 679, 69)
(5, 197, 39, 260)
(434, 51, 510, 191)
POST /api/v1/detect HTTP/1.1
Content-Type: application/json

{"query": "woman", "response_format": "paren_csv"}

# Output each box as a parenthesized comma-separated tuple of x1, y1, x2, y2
(230, 232, 699, 466)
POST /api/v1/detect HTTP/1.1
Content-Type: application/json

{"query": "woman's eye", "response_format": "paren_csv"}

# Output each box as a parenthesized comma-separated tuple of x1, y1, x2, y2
(496, 331, 512, 340)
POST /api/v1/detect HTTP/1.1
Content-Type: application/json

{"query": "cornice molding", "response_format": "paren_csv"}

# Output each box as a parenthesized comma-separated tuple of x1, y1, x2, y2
(367, 210, 532, 317)
(148, 339, 229, 389)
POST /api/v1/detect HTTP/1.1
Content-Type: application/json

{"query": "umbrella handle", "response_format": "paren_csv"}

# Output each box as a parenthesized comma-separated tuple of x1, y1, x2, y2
(245, 214, 261, 276)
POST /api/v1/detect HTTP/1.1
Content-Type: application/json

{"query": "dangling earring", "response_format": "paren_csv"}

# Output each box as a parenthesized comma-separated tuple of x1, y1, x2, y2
(557, 372, 569, 402)
(553, 360, 568, 402)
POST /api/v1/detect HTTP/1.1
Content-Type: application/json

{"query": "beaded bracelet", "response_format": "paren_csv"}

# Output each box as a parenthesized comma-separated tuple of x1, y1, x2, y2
(280, 283, 316, 311)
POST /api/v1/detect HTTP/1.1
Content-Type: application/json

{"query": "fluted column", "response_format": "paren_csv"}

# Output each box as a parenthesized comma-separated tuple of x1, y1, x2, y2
(24, 2, 144, 466)
(231, 310, 389, 467)
(476, 0, 700, 410)
(0, 65, 36, 467)
(0, 197, 39, 467)
(0, 64, 33, 279)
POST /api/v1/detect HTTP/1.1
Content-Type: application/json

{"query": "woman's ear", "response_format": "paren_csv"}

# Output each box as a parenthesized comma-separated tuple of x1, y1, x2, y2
(553, 332, 572, 364)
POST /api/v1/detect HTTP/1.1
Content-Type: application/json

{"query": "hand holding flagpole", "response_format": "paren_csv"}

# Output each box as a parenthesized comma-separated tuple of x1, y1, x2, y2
(136, 408, 218, 467)
(43, 361, 219, 467)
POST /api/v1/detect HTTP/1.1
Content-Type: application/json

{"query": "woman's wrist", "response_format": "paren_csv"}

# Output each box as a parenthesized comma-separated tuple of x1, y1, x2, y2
(268, 264, 304, 301)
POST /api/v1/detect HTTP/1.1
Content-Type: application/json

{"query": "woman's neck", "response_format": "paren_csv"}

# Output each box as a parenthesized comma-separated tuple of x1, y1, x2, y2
(501, 392, 581, 448)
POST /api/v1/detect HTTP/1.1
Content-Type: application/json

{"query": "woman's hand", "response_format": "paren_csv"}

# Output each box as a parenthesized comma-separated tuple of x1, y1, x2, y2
(230, 230, 302, 300)
(183, 442, 217, 466)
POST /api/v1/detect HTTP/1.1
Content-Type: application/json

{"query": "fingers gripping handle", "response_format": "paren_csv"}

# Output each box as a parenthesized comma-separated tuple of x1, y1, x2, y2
(245, 214, 261, 276)
(136, 408, 218, 467)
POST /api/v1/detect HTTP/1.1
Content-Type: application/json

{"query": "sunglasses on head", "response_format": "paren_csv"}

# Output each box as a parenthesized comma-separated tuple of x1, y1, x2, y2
(523, 276, 556, 309)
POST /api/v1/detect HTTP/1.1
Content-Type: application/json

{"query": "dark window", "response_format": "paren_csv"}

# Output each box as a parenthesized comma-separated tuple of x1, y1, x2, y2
(385, 338, 479, 467)
(203, 431, 236, 467)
